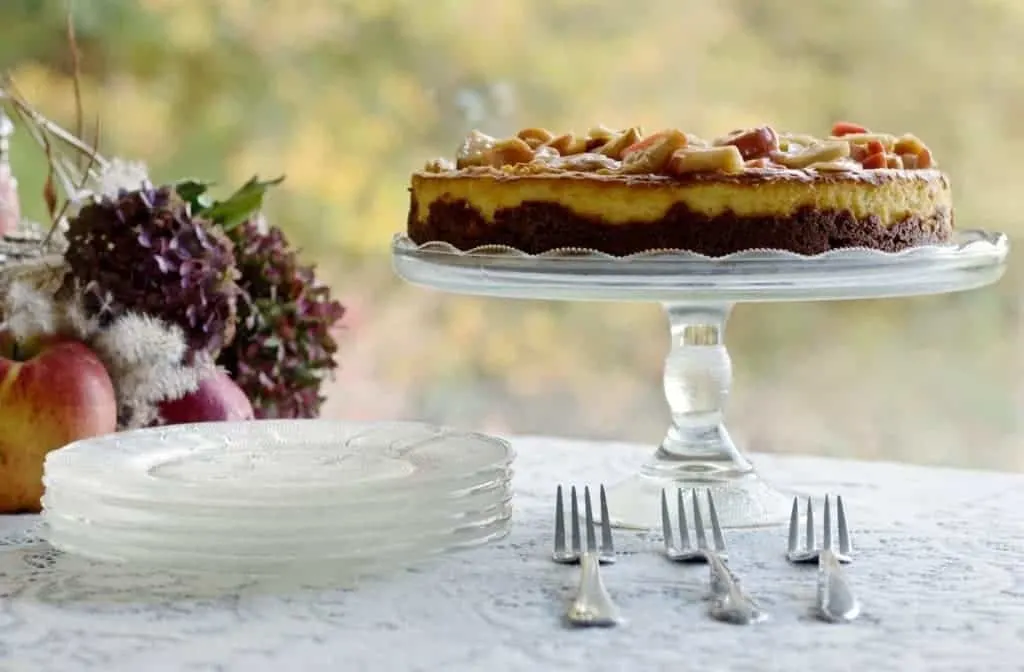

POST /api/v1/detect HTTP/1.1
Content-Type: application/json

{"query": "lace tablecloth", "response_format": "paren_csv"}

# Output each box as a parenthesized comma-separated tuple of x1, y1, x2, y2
(1, 435, 1023, 672)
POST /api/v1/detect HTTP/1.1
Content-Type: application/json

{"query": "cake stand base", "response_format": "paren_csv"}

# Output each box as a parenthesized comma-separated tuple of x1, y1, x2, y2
(605, 473, 793, 530)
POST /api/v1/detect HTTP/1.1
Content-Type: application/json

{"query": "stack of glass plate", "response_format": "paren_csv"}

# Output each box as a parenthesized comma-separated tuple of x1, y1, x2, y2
(42, 420, 514, 576)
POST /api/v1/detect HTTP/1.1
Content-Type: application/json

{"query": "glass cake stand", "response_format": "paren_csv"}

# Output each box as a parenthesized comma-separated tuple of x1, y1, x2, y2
(391, 230, 1010, 529)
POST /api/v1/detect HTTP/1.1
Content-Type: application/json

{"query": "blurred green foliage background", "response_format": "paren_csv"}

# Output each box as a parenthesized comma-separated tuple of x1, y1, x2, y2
(1, 0, 1019, 470)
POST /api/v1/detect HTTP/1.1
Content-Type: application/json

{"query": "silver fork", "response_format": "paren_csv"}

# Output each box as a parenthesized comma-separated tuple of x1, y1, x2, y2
(553, 485, 615, 565)
(786, 495, 853, 564)
(661, 488, 766, 625)
(561, 485, 622, 628)
(787, 495, 860, 623)
(660, 488, 727, 563)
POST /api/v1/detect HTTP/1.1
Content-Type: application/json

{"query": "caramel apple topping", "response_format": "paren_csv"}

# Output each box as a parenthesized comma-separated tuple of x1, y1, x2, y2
(595, 127, 642, 160)
(620, 129, 689, 174)
(454, 130, 497, 169)
(714, 126, 779, 161)
(516, 127, 554, 148)
(771, 140, 850, 169)
(435, 122, 939, 177)
(546, 132, 588, 156)
(668, 146, 745, 175)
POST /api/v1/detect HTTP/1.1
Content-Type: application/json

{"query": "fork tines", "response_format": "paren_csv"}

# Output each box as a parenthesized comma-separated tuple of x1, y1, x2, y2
(660, 488, 727, 563)
(553, 484, 615, 565)
(787, 494, 852, 562)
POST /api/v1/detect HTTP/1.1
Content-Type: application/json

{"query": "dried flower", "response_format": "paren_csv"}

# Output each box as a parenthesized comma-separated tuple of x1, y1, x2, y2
(60, 184, 240, 361)
(217, 214, 346, 418)
(88, 312, 214, 428)
(93, 158, 150, 199)
(0, 279, 59, 342)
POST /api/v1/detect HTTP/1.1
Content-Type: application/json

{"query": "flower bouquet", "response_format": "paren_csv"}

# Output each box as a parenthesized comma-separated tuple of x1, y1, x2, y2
(0, 31, 346, 512)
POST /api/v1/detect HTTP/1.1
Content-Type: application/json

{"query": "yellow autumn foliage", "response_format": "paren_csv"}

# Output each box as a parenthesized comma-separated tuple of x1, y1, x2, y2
(0, 0, 1018, 467)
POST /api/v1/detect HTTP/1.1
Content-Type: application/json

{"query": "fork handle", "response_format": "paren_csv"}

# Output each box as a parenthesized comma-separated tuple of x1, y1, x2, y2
(705, 551, 766, 625)
(566, 552, 622, 627)
(816, 548, 860, 623)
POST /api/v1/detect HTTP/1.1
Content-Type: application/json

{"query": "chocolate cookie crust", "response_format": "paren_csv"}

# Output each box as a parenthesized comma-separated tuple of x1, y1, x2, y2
(408, 196, 953, 257)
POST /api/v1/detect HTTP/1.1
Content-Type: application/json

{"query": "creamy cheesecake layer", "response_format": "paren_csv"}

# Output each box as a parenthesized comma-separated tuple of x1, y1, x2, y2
(410, 169, 952, 230)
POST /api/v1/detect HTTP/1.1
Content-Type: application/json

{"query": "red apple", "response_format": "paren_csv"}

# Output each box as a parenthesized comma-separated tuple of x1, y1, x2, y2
(0, 333, 117, 513)
(158, 369, 254, 425)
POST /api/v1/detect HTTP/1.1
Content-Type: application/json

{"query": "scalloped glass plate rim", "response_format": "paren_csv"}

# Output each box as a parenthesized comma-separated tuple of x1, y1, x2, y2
(392, 229, 1008, 266)
(43, 419, 515, 500)
(41, 478, 513, 532)
(42, 464, 514, 510)
(47, 529, 510, 578)
(43, 494, 513, 547)
(46, 508, 512, 568)
(47, 524, 512, 577)
(44, 419, 513, 486)
(46, 506, 512, 561)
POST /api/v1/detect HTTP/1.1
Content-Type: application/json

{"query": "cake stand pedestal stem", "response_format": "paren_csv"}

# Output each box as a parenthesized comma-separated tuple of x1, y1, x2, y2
(651, 303, 749, 475)
(605, 301, 790, 530)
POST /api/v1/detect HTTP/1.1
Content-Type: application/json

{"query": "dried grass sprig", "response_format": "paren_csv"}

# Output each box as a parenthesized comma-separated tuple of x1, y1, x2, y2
(0, 4, 108, 246)
(66, 6, 84, 160)
(0, 81, 107, 246)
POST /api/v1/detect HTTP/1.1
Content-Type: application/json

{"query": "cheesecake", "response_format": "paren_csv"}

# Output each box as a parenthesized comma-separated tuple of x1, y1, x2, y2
(406, 122, 953, 257)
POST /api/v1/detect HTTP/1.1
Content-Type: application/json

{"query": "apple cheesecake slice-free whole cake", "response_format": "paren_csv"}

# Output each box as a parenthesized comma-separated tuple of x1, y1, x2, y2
(407, 122, 953, 256)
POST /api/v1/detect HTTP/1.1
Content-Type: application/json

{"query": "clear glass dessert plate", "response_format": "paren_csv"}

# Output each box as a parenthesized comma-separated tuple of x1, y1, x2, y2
(46, 504, 512, 575)
(42, 477, 512, 536)
(391, 229, 1010, 530)
(43, 419, 514, 507)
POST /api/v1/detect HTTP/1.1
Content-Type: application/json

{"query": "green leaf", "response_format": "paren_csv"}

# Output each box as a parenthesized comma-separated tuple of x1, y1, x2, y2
(200, 175, 285, 231)
(174, 179, 214, 213)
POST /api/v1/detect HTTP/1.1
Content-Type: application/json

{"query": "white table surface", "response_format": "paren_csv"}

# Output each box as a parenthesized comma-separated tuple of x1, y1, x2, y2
(2, 435, 1023, 672)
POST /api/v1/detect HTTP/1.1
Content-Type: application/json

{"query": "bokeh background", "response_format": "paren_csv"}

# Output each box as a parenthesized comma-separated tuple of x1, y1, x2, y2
(1, 0, 1020, 470)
